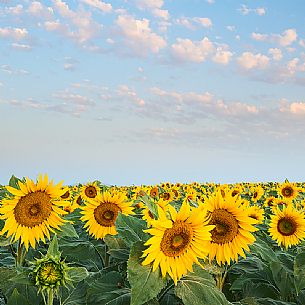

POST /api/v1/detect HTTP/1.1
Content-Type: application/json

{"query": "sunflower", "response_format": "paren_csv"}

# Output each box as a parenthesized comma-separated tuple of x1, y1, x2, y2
(81, 182, 100, 200)
(246, 206, 264, 224)
(250, 186, 264, 203)
(60, 188, 72, 201)
(142, 202, 214, 285)
(0, 175, 68, 250)
(268, 205, 305, 248)
(80, 191, 134, 239)
(202, 191, 257, 265)
(278, 182, 300, 201)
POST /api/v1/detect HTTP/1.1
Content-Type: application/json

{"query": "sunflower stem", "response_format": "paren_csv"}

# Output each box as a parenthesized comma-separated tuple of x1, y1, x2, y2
(216, 267, 228, 291)
(8, 244, 17, 259)
(104, 244, 110, 268)
(16, 240, 24, 267)
(47, 289, 54, 305)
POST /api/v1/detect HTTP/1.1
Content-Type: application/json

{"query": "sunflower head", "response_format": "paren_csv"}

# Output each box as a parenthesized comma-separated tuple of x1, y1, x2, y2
(278, 182, 299, 200)
(142, 202, 214, 284)
(0, 174, 68, 250)
(33, 257, 69, 292)
(203, 191, 258, 265)
(269, 205, 305, 249)
(81, 182, 100, 200)
(80, 191, 134, 239)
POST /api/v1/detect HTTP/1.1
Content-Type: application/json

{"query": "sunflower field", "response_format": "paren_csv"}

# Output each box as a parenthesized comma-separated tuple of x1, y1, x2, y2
(0, 175, 305, 305)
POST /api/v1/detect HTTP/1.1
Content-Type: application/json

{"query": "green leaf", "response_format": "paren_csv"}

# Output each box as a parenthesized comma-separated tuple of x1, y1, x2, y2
(0, 267, 18, 296)
(67, 267, 89, 283)
(7, 288, 30, 305)
(175, 267, 230, 305)
(270, 261, 294, 300)
(87, 271, 130, 305)
(8, 176, 22, 190)
(57, 222, 79, 238)
(47, 235, 60, 258)
(294, 252, 305, 294)
(9, 270, 32, 286)
(140, 195, 159, 219)
(250, 237, 277, 263)
(127, 241, 167, 305)
(115, 213, 148, 247)
(62, 281, 87, 305)
(0, 235, 13, 247)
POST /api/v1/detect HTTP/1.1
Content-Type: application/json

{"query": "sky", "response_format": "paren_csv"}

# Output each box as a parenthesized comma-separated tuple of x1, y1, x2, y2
(1, 0, 305, 186)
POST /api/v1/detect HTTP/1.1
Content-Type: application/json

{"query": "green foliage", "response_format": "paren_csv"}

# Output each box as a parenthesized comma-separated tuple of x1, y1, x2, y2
(115, 213, 149, 247)
(127, 242, 167, 305)
(175, 266, 230, 305)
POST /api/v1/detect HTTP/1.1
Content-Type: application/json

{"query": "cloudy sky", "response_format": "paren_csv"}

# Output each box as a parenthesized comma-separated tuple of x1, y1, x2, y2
(1, 0, 305, 185)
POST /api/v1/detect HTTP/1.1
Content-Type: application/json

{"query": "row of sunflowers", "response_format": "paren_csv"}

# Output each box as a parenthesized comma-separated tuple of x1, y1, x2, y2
(0, 175, 304, 305)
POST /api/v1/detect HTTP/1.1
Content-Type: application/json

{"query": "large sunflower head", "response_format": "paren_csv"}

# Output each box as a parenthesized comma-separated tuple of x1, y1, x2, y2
(80, 191, 134, 239)
(268, 205, 305, 249)
(142, 202, 214, 285)
(278, 182, 300, 201)
(0, 175, 68, 250)
(202, 191, 258, 265)
(81, 182, 100, 200)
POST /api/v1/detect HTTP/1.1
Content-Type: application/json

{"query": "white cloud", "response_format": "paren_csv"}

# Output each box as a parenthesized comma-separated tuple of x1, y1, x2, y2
(28, 1, 54, 19)
(212, 48, 233, 65)
(176, 17, 212, 30)
(115, 15, 167, 56)
(277, 29, 297, 46)
(237, 52, 270, 70)
(4, 4, 23, 15)
(171, 37, 214, 63)
(251, 29, 297, 47)
(299, 39, 305, 48)
(51, 0, 102, 44)
(206, 0, 215, 4)
(268, 48, 282, 61)
(193, 17, 212, 28)
(0, 27, 28, 40)
(251, 32, 268, 41)
(1, 64, 29, 75)
(239, 5, 266, 16)
(117, 85, 145, 106)
(11, 43, 32, 51)
(81, 0, 112, 13)
(134, 0, 169, 20)
(226, 25, 235, 32)
(290, 102, 305, 114)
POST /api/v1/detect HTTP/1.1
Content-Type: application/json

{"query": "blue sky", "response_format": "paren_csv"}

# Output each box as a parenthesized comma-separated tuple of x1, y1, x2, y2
(1, 0, 305, 185)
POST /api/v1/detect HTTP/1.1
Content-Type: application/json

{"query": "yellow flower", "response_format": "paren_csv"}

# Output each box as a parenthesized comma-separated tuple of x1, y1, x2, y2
(269, 205, 305, 249)
(81, 182, 100, 200)
(0, 175, 68, 250)
(278, 182, 300, 200)
(203, 191, 257, 265)
(80, 191, 133, 239)
(142, 202, 214, 285)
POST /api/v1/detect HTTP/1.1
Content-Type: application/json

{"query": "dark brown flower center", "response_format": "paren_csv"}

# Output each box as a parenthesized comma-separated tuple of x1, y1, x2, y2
(282, 187, 293, 198)
(61, 190, 70, 199)
(85, 186, 98, 198)
(160, 222, 193, 257)
(14, 191, 52, 227)
(209, 209, 239, 244)
(94, 202, 121, 227)
(277, 217, 297, 236)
